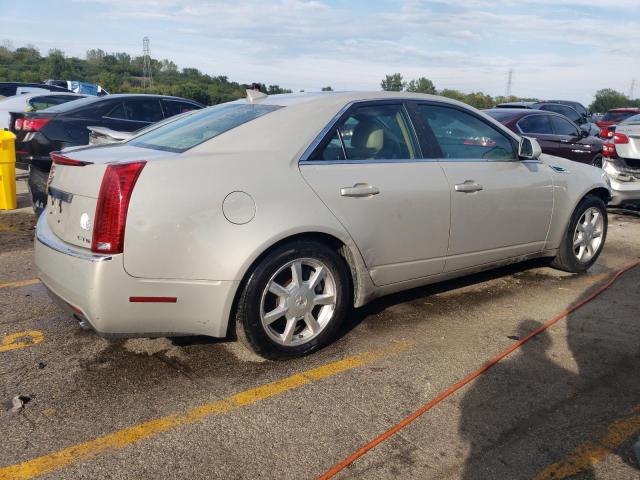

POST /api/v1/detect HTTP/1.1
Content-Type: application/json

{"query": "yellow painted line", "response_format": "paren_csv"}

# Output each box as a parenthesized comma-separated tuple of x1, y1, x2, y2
(0, 330, 44, 353)
(0, 341, 409, 480)
(0, 278, 41, 289)
(533, 406, 640, 479)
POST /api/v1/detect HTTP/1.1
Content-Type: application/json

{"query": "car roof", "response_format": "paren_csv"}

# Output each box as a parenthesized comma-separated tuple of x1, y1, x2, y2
(607, 107, 640, 112)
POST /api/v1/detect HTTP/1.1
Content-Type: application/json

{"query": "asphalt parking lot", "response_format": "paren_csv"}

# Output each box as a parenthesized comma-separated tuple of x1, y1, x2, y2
(1, 203, 640, 479)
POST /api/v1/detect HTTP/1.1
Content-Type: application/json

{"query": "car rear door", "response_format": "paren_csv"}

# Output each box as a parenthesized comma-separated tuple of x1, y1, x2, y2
(299, 101, 451, 286)
(411, 102, 553, 272)
(549, 115, 592, 163)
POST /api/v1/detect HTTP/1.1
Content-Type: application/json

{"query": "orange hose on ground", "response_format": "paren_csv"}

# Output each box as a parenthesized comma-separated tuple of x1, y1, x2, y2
(318, 259, 640, 480)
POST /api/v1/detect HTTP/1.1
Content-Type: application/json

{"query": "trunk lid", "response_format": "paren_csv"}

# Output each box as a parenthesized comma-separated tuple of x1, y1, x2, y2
(45, 144, 175, 248)
(614, 123, 640, 160)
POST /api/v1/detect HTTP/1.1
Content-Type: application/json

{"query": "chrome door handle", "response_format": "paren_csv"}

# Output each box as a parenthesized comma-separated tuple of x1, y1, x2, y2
(340, 183, 380, 197)
(454, 181, 483, 193)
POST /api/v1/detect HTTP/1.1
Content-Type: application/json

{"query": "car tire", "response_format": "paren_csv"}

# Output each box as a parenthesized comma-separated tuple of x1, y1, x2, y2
(591, 155, 603, 168)
(235, 240, 351, 359)
(550, 195, 607, 273)
(28, 165, 49, 216)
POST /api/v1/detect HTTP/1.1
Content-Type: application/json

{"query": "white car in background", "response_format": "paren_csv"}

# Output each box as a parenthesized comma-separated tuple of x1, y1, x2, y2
(604, 114, 640, 207)
(0, 92, 86, 130)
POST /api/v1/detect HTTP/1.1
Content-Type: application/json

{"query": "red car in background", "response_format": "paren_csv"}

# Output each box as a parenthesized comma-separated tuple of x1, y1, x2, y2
(597, 108, 640, 138)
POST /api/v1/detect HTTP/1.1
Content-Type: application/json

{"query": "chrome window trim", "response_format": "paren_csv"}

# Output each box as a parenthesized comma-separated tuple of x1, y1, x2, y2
(301, 158, 438, 166)
(299, 100, 356, 162)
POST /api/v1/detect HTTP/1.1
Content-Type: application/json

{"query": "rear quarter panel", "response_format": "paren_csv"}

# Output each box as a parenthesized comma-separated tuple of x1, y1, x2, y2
(122, 101, 360, 283)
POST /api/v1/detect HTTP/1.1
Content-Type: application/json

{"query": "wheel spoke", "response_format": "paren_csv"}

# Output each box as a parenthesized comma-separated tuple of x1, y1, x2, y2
(576, 245, 585, 260)
(314, 293, 335, 305)
(281, 317, 297, 344)
(268, 282, 289, 298)
(290, 261, 303, 288)
(592, 230, 602, 239)
(573, 235, 583, 248)
(304, 312, 321, 334)
(263, 305, 287, 325)
(307, 266, 326, 290)
(590, 210, 600, 226)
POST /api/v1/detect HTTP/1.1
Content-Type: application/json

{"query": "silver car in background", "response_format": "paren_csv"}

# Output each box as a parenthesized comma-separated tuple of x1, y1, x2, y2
(604, 114, 640, 207)
(35, 91, 610, 358)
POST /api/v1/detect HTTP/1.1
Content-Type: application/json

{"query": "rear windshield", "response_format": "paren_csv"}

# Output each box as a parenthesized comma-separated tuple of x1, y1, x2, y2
(44, 95, 106, 113)
(602, 111, 636, 122)
(620, 114, 640, 124)
(129, 103, 282, 153)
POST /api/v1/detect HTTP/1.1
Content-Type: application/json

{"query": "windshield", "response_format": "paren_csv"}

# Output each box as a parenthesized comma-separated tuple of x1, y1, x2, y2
(602, 111, 636, 122)
(129, 103, 282, 153)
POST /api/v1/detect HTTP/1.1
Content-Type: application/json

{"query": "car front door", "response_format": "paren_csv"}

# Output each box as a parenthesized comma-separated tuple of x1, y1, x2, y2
(299, 101, 451, 286)
(549, 115, 592, 163)
(412, 102, 554, 272)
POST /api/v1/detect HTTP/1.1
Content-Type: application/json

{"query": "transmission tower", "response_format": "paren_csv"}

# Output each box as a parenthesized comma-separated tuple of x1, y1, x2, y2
(629, 78, 636, 100)
(505, 68, 513, 98)
(142, 36, 152, 89)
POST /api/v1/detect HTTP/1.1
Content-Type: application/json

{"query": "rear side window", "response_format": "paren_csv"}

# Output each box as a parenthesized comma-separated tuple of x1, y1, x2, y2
(124, 100, 164, 122)
(539, 104, 580, 123)
(311, 104, 418, 161)
(550, 116, 579, 136)
(129, 103, 281, 153)
(416, 104, 515, 161)
(517, 115, 553, 134)
(163, 100, 199, 117)
(105, 103, 127, 119)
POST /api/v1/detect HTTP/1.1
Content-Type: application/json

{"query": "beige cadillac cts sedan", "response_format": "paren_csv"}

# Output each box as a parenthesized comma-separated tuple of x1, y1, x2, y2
(36, 91, 610, 358)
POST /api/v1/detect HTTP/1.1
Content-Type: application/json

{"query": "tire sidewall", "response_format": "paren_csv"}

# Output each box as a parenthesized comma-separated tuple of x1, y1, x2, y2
(236, 241, 351, 359)
(28, 165, 49, 215)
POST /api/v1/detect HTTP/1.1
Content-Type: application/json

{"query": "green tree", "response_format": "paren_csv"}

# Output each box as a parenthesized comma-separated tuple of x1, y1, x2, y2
(439, 88, 466, 102)
(406, 77, 436, 94)
(589, 88, 631, 113)
(464, 91, 494, 109)
(321, 86, 333, 91)
(381, 73, 405, 91)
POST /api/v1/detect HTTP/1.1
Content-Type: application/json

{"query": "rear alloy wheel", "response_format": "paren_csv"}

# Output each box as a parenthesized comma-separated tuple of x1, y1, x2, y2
(551, 195, 607, 273)
(235, 240, 350, 359)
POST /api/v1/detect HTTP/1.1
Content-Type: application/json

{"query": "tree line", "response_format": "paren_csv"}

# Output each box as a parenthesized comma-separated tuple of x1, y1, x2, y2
(0, 44, 292, 105)
(381, 73, 640, 113)
(1, 44, 637, 113)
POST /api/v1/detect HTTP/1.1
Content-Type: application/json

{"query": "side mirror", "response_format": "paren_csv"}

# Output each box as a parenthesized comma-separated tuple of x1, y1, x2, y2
(518, 136, 542, 160)
(580, 128, 590, 138)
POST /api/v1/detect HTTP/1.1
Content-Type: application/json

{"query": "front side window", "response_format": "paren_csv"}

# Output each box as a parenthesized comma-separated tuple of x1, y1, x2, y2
(416, 104, 515, 161)
(550, 116, 579, 136)
(125, 100, 164, 122)
(311, 104, 417, 161)
(105, 103, 127, 120)
(517, 115, 553, 134)
(130, 103, 281, 153)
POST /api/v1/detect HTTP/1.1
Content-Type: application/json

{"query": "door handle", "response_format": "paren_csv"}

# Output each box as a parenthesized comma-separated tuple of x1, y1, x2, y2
(454, 180, 483, 193)
(340, 183, 380, 197)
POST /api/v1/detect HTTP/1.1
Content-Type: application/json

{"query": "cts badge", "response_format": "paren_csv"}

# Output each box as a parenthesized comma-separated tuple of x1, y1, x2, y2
(80, 213, 91, 231)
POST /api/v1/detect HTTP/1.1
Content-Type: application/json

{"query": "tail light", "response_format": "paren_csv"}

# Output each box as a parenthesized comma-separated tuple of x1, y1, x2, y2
(91, 161, 146, 254)
(602, 142, 616, 158)
(613, 132, 629, 144)
(20, 118, 50, 132)
(14, 118, 24, 130)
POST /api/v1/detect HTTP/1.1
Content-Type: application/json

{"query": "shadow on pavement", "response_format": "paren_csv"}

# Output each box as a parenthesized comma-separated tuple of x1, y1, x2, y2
(458, 266, 640, 479)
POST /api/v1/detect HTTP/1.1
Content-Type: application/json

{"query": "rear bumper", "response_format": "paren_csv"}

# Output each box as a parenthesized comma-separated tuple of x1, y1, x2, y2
(35, 214, 238, 338)
(605, 177, 640, 207)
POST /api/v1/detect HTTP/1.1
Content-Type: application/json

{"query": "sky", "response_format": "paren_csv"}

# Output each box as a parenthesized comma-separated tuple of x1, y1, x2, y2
(1, 0, 639, 105)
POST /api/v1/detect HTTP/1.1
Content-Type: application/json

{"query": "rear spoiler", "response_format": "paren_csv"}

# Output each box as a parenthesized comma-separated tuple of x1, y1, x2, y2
(50, 152, 93, 167)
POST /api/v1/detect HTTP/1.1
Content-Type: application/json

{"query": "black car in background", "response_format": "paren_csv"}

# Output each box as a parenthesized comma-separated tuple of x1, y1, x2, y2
(10, 94, 204, 212)
(0, 82, 71, 97)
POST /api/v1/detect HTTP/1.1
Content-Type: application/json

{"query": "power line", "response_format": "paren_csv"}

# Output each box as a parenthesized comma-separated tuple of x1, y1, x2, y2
(142, 36, 152, 89)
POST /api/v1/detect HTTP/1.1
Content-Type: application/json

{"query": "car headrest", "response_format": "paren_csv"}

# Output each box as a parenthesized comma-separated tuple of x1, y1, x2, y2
(351, 119, 384, 152)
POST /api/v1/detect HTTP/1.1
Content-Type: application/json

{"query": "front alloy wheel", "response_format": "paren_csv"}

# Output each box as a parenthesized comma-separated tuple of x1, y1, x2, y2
(572, 207, 604, 263)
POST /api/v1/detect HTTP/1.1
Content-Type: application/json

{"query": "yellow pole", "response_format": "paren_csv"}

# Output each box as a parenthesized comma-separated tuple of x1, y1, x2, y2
(0, 130, 17, 210)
